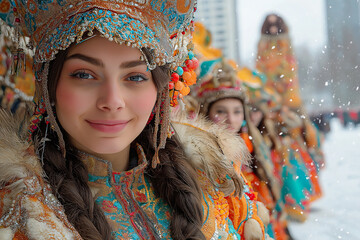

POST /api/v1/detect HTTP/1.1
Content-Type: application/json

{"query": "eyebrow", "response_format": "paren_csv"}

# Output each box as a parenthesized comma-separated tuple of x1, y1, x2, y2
(66, 54, 104, 67)
(66, 53, 146, 69)
(215, 106, 243, 110)
(120, 60, 147, 69)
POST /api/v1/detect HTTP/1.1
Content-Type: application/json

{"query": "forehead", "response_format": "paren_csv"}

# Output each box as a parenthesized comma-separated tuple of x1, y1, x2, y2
(67, 36, 142, 59)
(212, 98, 243, 109)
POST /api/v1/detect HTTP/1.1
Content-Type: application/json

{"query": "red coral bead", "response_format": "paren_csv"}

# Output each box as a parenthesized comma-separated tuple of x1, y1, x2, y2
(185, 59, 194, 69)
(171, 72, 180, 82)
(182, 66, 189, 72)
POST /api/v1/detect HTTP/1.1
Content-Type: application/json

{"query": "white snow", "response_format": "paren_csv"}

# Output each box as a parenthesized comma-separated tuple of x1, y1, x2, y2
(288, 118, 360, 239)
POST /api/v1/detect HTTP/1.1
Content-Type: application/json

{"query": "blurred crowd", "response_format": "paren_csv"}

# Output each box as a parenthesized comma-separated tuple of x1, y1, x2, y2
(310, 109, 360, 135)
(180, 14, 325, 239)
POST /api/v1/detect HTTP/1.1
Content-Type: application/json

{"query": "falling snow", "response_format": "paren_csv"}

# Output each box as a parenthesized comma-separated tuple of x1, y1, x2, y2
(288, 119, 360, 240)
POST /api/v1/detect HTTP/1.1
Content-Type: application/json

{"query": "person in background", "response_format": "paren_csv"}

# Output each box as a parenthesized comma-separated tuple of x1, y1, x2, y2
(194, 60, 284, 239)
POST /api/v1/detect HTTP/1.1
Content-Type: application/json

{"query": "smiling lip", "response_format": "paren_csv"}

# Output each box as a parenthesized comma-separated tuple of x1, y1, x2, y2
(86, 120, 129, 133)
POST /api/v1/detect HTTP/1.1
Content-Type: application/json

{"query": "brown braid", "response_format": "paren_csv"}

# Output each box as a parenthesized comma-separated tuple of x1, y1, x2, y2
(138, 125, 205, 240)
(36, 132, 113, 240)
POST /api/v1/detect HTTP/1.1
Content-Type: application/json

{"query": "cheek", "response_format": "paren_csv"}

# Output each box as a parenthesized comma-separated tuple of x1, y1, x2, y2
(209, 112, 222, 123)
(129, 87, 157, 116)
(237, 115, 244, 125)
(56, 81, 91, 119)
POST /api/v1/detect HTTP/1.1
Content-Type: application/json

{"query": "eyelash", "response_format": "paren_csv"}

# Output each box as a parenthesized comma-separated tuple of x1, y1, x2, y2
(127, 74, 149, 83)
(70, 70, 95, 80)
(216, 110, 243, 114)
(69, 71, 149, 83)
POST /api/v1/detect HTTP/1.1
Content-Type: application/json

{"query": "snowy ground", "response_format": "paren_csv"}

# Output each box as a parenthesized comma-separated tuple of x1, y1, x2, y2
(288, 119, 360, 240)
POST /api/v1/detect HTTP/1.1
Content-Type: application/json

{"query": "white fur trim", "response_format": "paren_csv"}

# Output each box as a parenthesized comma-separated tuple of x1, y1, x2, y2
(244, 218, 263, 240)
(171, 113, 250, 197)
(256, 201, 270, 226)
(0, 227, 15, 240)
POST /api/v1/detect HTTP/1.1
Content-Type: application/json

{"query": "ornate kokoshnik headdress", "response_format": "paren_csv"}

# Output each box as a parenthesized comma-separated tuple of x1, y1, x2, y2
(195, 60, 246, 115)
(0, 0, 198, 167)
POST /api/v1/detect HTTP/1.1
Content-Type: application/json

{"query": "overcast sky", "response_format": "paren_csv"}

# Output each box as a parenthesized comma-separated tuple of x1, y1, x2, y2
(237, 0, 327, 66)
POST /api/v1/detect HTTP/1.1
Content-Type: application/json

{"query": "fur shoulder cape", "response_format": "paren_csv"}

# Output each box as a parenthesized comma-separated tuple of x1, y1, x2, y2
(171, 113, 250, 197)
(0, 110, 82, 239)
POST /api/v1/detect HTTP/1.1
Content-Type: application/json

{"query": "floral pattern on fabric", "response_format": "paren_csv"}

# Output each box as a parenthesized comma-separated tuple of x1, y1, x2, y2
(79, 144, 171, 239)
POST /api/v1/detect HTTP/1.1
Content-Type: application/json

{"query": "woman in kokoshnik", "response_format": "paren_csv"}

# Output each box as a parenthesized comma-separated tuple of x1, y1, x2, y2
(0, 1, 267, 240)
(193, 60, 285, 239)
(256, 13, 325, 173)
(256, 13, 323, 216)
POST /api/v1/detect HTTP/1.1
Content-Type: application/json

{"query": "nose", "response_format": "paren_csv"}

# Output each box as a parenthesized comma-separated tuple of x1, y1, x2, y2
(225, 113, 234, 124)
(96, 79, 125, 112)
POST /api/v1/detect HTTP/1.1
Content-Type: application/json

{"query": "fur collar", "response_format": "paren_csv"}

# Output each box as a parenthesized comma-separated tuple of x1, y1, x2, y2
(171, 113, 250, 197)
(0, 110, 43, 186)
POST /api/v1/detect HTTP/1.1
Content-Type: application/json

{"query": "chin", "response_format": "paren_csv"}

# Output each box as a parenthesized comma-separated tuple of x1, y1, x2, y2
(228, 127, 240, 134)
(86, 141, 129, 155)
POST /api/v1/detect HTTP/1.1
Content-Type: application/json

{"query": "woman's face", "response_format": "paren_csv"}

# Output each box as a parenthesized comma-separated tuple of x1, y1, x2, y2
(56, 36, 157, 156)
(208, 98, 244, 133)
(250, 108, 264, 127)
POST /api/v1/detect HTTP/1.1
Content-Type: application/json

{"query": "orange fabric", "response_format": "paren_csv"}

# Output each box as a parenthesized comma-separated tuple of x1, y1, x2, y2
(228, 165, 265, 239)
(242, 171, 275, 210)
(240, 132, 254, 153)
(225, 173, 265, 240)
(271, 219, 289, 240)
(13, 232, 28, 240)
(304, 120, 319, 148)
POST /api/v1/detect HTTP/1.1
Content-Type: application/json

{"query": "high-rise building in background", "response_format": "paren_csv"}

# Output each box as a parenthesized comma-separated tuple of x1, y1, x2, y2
(326, 0, 360, 107)
(195, 0, 240, 62)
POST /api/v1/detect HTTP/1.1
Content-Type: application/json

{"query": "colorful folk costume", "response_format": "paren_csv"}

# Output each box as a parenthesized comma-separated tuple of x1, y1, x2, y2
(194, 60, 284, 239)
(238, 68, 292, 240)
(239, 65, 312, 222)
(255, 14, 325, 172)
(255, 14, 323, 220)
(0, 1, 267, 239)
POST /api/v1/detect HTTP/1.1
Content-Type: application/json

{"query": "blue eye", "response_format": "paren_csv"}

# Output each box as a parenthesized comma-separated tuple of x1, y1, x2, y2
(70, 71, 95, 79)
(127, 74, 148, 82)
